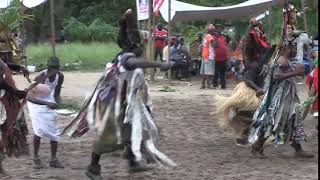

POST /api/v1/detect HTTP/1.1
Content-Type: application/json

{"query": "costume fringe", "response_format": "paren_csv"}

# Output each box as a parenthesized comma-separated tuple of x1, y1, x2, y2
(211, 82, 260, 136)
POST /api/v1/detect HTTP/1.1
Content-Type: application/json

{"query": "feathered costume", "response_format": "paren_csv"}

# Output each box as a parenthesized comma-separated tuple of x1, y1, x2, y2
(62, 11, 176, 167)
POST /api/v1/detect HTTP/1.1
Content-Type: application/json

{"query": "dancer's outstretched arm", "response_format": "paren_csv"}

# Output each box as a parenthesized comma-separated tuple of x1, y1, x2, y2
(124, 57, 170, 71)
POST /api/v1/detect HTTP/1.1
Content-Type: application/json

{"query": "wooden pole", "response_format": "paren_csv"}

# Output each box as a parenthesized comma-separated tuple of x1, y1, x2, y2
(49, 0, 56, 57)
(20, 0, 27, 66)
(167, 0, 172, 80)
(300, 0, 308, 33)
(268, 10, 271, 45)
(148, 0, 155, 81)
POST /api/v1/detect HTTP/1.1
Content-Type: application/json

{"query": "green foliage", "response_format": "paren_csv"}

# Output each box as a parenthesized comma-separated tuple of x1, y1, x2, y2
(28, 0, 318, 45)
(179, 25, 203, 43)
(0, 0, 33, 32)
(63, 17, 117, 42)
(26, 42, 120, 71)
(59, 99, 80, 110)
(63, 17, 91, 41)
(88, 18, 118, 42)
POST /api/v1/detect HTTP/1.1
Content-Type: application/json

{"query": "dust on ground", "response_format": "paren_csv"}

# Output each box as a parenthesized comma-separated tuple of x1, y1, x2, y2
(3, 72, 318, 180)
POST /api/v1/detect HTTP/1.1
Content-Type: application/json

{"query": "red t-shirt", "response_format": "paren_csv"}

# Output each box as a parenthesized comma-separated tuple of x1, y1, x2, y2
(154, 29, 168, 48)
(214, 35, 228, 61)
(249, 30, 269, 49)
(306, 66, 318, 110)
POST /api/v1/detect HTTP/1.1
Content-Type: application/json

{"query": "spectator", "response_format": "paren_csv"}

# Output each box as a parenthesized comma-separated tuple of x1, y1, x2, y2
(61, 27, 65, 39)
(55, 27, 65, 43)
(228, 35, 244, 80)
(200, 25, 216, 89)
(312, 34, 318, 51)
(178, 37, 188, 51)
(213, 24, 228, 89)
(154, 23, 168, 62)
(162, 38, 170, 63)
(170, 37, 191, 80)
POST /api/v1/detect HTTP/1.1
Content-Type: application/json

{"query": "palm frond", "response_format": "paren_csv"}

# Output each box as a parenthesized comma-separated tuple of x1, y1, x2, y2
(0, 0, 34, 32)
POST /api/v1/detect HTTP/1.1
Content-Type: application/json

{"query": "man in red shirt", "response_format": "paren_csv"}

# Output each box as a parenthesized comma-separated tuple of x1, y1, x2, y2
(213, 24, 228, 89)
(154, 23, 168, 62)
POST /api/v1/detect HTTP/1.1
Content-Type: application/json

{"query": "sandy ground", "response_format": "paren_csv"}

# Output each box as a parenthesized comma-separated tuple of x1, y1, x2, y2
(2, 72, 318, 180)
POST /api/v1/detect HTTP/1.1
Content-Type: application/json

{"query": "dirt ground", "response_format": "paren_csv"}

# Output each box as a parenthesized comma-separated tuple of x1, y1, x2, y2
(3, 72, 318, 180)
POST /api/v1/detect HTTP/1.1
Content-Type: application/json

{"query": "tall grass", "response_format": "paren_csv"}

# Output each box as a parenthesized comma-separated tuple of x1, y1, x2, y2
(26, 42, 120, 71)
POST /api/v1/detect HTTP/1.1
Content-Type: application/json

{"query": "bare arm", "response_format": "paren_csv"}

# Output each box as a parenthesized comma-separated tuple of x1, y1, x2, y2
(27, 94, 58, 109)
(273, 71, 299, 81)
(124, 57, 169, 71)
(0, 78, 27, 99)
(240, 77, 263, 92)
(54, 72, 64, 104)
(26, 72, 48, 92)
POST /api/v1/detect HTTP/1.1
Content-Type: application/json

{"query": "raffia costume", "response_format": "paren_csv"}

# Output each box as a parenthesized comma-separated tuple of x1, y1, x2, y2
(213, 21, 271, 142)
(0, 62, 28, 162)
(62, 10, 176, 171)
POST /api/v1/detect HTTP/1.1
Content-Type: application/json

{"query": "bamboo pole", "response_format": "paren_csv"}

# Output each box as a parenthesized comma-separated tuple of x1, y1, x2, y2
(49, 0, 56, 57)
(300, 0, 308, 33)
(167, 0, 172, 80)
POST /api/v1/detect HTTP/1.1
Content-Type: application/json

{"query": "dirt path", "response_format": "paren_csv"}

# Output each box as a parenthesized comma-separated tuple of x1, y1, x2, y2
(4, 72, 318, 180)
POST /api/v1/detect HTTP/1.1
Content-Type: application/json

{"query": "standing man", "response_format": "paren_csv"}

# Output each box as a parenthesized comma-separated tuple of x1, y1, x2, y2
(200, 25, 216, 89)
(213, 24, 228, 89)
(154, 23, 168, 62)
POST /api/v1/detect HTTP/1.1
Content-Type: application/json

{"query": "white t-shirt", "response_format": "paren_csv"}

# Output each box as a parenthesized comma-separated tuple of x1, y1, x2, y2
(163, 45, 169, 62)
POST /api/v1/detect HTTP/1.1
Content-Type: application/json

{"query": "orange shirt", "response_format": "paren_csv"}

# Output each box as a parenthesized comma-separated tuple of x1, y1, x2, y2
(228, 48, 243, 61)
(202, 34, 215, 60)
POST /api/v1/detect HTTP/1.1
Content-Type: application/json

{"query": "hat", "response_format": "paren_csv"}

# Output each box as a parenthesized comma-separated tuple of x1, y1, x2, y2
(47, 57, 60, 68)
(215, 24, 225, 29)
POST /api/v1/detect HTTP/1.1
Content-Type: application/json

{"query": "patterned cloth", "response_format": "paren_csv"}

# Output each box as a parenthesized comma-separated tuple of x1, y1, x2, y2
(62, 53, 176, 167)
(200, 59, 215, 75)
(249, 63, 305, 145)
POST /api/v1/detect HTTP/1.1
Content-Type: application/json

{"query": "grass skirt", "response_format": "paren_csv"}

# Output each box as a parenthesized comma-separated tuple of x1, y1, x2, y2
(212, 82, 260, 136)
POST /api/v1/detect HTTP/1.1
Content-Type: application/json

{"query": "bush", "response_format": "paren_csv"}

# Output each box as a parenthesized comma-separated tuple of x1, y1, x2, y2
(89, 18, 118, 42)
(63, 17, 91, 41)
(63, 17, 118, 42)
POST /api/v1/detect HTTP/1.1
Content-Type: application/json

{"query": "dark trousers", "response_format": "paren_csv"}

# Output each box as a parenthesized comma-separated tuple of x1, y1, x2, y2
(172, 59, 190, 79)
(213, 61, 226, 88)
(154, 47, 163, 61)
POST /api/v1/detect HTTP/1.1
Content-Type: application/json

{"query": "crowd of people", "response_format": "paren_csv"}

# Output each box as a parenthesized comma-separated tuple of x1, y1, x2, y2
(0, 4, 318, 180)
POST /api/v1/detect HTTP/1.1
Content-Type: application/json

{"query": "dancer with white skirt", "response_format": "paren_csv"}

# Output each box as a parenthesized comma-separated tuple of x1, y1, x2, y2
(27, 57, 64, 169)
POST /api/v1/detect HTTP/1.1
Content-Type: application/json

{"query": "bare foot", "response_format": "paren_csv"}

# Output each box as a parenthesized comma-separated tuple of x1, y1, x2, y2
(251, 147, 267, 159)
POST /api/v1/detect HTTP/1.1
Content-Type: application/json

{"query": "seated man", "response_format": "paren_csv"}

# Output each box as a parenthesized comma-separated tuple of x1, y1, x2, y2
(170, 37, 191, 80)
